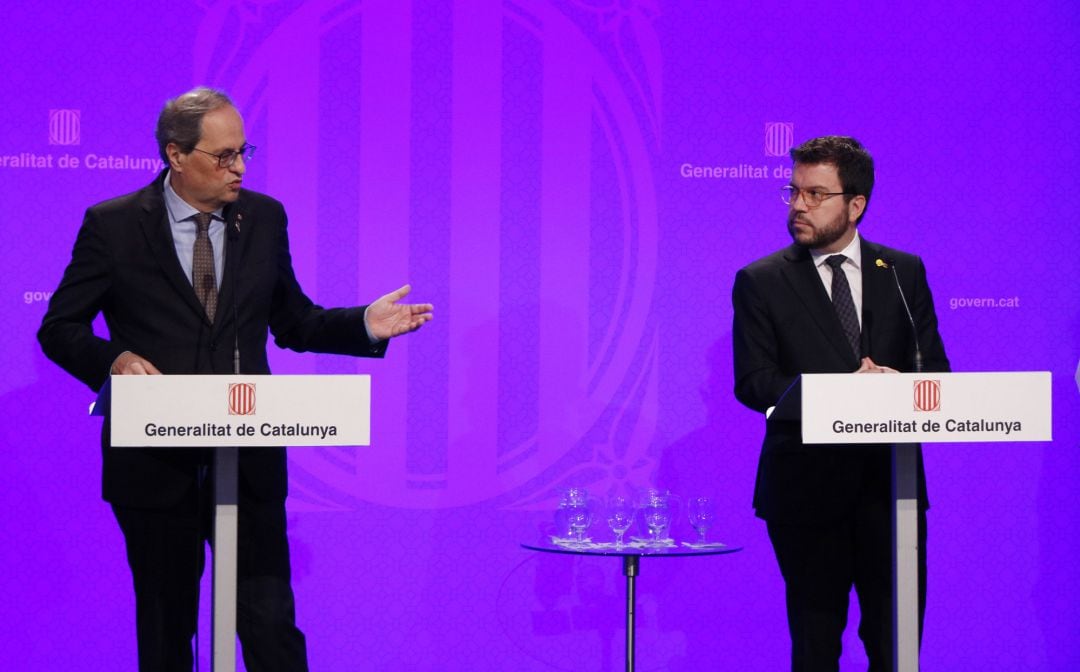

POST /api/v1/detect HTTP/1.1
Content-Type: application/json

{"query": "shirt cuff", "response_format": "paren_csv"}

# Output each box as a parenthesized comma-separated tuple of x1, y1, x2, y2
(362, 308, 385, 344)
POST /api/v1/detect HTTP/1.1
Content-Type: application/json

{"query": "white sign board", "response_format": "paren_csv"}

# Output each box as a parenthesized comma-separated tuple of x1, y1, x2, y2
(802, 371, 1051, 444)
(109, 375, 371, 447)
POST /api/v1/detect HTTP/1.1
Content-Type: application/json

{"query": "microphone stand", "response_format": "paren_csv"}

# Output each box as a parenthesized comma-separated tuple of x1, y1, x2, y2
(884, 258, 922, 672)
(212, 212, 242, 672)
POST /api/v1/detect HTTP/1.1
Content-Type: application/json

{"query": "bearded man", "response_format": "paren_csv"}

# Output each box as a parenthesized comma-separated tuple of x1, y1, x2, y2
(731, 135, 949, 671)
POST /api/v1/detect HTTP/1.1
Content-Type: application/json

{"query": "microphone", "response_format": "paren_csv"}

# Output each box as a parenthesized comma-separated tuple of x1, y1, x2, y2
(876, 258, 922, 372)
(226, 211, 242, 374)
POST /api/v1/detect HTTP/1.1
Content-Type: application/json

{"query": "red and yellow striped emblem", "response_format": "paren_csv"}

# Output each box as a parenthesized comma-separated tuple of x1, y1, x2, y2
(913, 379, 941, 412)
(228, 383, 256, 416)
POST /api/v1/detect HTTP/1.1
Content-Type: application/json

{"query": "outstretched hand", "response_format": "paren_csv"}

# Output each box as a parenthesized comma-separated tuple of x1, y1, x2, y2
(365, 284, 434, 340)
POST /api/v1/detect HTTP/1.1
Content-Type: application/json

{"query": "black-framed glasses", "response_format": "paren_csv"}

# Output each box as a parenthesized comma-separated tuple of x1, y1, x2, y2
(780, 185, 850, 208)
(192, 143, 256, 168)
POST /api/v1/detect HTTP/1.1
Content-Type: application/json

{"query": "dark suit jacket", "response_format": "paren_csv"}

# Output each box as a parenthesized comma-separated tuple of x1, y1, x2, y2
(39, 171, 387, 508)
(732, 236, 949, 524)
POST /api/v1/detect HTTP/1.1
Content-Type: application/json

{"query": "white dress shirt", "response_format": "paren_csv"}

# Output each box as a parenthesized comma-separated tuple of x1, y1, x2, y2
(809, 231, 863, 328)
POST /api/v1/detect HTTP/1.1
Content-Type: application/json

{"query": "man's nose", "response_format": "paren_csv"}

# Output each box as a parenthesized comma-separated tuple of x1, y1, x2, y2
(790, 188, 809, 211)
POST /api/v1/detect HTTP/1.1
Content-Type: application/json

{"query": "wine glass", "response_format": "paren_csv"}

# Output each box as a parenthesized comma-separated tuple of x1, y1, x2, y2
(563, 487, 592, 542)
(640, 489, 673, 544)
(687, 495, 716, 543)
(553, 502, 571, 538)
(606, 495, 635, 548)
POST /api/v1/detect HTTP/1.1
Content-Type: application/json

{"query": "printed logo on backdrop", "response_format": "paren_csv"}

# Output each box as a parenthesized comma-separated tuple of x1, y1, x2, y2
(0, 109, 164, 172)
(913, 379, 941, 412)
(764, 122, 794, 157)
(48, 110, 81, 146)
(679, 121, 797, 180)
(199, 1, 661, 509)
(228, 383, 256, 416)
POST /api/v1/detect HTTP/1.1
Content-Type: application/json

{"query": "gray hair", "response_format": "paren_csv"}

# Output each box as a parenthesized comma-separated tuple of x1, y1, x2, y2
(155, 87, 235, 163)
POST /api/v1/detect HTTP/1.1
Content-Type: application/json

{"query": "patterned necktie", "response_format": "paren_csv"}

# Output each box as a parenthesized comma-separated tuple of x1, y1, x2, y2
(825, 254, 860, 360)
(192, 212, 217, 322)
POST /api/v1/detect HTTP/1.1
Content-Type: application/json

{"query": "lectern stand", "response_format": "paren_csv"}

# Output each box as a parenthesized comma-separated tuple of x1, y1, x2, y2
(770, 371, 1051, 672)
(97, 374, 371, 672)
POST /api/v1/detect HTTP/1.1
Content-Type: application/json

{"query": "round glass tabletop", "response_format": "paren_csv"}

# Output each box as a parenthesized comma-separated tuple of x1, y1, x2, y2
(521, 539, 742, 558)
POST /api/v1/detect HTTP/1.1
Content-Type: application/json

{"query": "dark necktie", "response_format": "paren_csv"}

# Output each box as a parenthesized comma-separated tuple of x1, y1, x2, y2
(825, 254, 860, 360)
(192, 212, 217, 322)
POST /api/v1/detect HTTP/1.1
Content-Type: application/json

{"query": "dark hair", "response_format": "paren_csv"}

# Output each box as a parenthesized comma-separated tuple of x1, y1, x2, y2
(790, 135, 875, 223)
(155, 87, 234, 163)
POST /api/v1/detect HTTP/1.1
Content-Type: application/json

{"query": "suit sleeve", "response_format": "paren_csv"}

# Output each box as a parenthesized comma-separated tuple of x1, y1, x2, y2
(266, 208, 387, 358)
(37, 208, 126, 391)
(732, 267, 797, 413)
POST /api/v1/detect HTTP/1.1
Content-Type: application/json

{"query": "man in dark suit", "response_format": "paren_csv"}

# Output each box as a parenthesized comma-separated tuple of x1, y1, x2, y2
(38, 87, 433, 672)
(732, 136, 948, 671)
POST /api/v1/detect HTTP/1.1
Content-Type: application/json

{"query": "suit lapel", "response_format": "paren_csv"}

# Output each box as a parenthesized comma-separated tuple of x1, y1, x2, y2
(860, 238, 892, 360)
(137, 179, 211, 325)
(780, 243, 861, 367)
(212, 198, 251, 337)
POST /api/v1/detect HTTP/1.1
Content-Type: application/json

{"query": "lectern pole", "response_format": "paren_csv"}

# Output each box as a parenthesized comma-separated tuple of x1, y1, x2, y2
(893, 443, 920, 672)
(212, 446, 240, 672)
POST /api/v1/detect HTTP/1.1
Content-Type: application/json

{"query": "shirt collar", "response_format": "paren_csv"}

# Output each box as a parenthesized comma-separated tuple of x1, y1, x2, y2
(163, 170, 224, 224)
(810, 230, 862, 270)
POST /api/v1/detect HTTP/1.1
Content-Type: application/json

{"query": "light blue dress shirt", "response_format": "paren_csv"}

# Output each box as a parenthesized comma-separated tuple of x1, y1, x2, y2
(161, 170, 382, 342)
(163, 170, 225, 290)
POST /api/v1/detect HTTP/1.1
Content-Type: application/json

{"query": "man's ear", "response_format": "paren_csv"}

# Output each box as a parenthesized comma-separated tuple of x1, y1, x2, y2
(848, 194, 867, 223)
(165, 143, 185, 172)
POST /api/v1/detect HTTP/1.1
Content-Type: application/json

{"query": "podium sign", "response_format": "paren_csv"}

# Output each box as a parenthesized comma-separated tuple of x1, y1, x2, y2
(793, 370, 1052, 672)
(802, 372, 1051, 444)
(109, 374, 371, 447)
(103, 373, 371, 672)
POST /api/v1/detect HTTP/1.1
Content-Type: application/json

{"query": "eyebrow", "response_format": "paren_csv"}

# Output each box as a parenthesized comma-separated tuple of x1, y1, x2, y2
(206, 142, 249, 153)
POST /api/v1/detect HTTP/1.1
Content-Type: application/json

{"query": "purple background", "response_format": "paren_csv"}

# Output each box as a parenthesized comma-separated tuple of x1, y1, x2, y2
(2, 1, 1078, 669)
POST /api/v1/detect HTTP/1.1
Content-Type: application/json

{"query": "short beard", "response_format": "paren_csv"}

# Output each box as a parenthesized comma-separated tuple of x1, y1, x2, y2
(788, 208, 852, 250)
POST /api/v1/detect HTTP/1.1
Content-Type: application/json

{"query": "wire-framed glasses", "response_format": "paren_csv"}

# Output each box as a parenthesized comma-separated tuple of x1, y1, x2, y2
(192, 143, 257, 168)
(780, 185, 850, 208)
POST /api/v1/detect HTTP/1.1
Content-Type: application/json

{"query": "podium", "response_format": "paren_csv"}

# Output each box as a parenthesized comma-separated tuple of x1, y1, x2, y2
(96, 374, 372, 672)
(769, 371, 1051, 672)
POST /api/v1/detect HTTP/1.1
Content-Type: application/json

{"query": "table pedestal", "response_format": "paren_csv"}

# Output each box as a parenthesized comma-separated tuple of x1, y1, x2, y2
(623, 555, 639, 672)
(520, 541, 740, 672)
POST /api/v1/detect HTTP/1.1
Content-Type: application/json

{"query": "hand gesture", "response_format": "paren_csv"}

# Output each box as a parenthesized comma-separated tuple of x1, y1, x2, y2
(365, 284, 434, 340)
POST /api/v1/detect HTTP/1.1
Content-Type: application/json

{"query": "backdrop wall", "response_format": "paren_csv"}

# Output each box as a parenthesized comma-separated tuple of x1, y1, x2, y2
(1, 1, 1077, 670)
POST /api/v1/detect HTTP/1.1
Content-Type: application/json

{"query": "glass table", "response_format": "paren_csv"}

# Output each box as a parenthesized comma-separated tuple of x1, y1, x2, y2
(521, 540, 742, 672)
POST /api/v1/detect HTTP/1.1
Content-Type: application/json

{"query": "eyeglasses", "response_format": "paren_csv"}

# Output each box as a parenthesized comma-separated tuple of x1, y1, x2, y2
(192, 143, 256, 168)
(780, 185, 850, 208)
